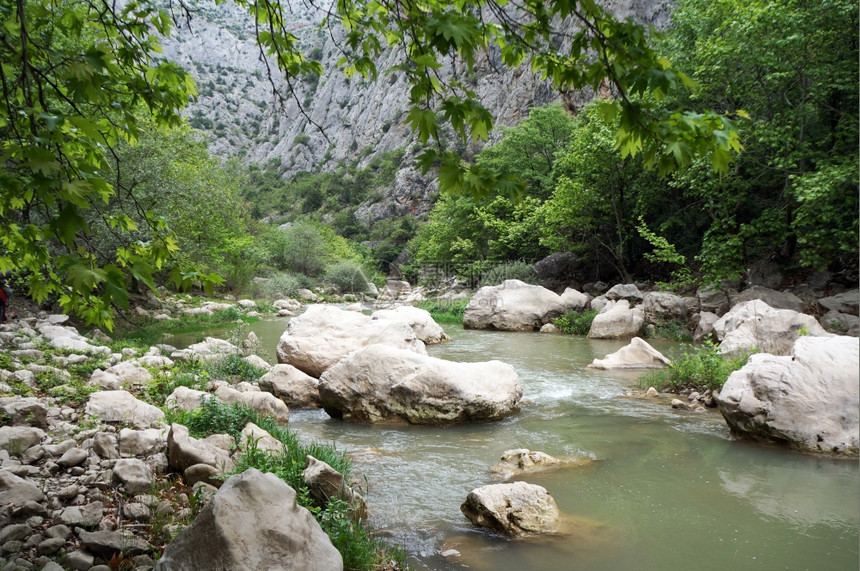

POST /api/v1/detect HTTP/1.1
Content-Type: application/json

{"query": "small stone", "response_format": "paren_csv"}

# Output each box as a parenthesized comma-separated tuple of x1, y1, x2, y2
(57, 501, 103, 528)
(65, 550, 95, 571)
(111, 458, 154, 494)
(155, 501, 174, 518)
(40, 562, 64, 571)
(37, 536, 66, 555)
(645, 387, 659, 398)
(1, 539, 23, 553)
(92, 433, 118, 460)
(20, 445, 45, 465)
(56, 484, 80, 500)
(57, 447, 88, 468)
(122, 502, 151, 522)
(43, 439, 75, 457)
(671, 399, 689, 410)
(44, 525, 72, 540)
(77, 530, 151, 558)
(688, 391, 701, 401)
(0, 524, 31, 544)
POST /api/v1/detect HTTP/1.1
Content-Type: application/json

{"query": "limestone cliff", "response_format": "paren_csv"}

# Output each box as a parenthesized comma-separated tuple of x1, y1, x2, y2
(161, 0, 672, 216)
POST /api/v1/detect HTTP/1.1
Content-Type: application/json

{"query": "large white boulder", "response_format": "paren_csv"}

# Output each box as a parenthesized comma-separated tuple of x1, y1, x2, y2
(712, 300, 831, 357)
(371, 305, 450, 344)
(587, 337, 670, 370)
(714, 336, 859, 455)
(154, 469, 343, 571)
(462, 280, 572, 331)
(461, 482, 560, 537)
(276, 305, 426, 377)
(84, 391, 165, 429)
(318, 344, 522, 424)
(587, 300, 645, 340)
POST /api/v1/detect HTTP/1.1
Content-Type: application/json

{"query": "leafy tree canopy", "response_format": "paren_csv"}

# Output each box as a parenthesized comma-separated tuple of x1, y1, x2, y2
(1, 0, 740, 326)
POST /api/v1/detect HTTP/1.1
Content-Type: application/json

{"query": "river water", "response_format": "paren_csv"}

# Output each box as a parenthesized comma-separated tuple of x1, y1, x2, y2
(176, 317, 860, 570)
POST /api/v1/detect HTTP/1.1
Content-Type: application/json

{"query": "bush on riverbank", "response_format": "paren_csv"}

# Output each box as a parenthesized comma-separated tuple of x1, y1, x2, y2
(169, 400, 406, 570)
(416, 298, 469, 324)
(638, 341, 754, 392)
(552, 309, 598, 335)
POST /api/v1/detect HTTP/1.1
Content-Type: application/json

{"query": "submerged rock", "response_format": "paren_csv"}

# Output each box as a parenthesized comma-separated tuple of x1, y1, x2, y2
(490, 449, 566, 480)
(318, 344, 522, 424)
(714, 335, 859, 455)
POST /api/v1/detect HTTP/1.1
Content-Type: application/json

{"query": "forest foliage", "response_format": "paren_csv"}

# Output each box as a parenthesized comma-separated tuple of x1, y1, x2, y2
(0, 0, 855, 327)
(409, 0, 858, 287)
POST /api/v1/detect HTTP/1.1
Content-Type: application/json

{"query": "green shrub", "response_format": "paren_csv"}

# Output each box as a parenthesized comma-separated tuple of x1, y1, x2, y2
(638, 341, 754, 392)
(646, 321, 693, 342)
(168, 400, 405, 570)
(324, 260, 371, 294)
(416, 298, 469, 324)
(553, 309, 598, 335)
(168, 398, 257, 443)
(479, 261, 538, 286)
(206, 354, 266, 384)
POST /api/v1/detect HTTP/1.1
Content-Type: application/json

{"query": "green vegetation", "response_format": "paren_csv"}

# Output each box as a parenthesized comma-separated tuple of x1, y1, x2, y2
(111, 308, 254, 349)
(1, 0, 745, 328)
(645, 322, 693, 343)
(415, 299, 469, 324)
(169, 400, 406, 570)
(639, 342, 754, 392)
(409, 0, 857, 289)
(552, 310, 598, 336)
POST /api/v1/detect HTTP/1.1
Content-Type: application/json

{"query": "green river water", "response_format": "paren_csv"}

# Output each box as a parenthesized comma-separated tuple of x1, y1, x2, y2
(172, 317, 860, 570)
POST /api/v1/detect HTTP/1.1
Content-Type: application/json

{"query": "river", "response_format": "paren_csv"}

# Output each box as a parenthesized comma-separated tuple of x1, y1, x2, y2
(172, 316, 860, 570)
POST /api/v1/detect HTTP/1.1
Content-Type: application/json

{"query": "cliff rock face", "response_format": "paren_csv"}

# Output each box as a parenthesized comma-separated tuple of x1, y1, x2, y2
(161, 1, 672, 214)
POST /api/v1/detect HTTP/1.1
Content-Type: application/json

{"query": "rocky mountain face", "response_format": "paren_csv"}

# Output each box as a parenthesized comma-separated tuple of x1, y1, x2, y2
(161, 0, 672, 216)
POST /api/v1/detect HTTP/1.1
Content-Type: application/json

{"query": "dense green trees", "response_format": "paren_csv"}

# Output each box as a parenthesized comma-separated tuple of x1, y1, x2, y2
(663, 0, 858, 280)
(2, 0, 742, 325)
(411, 0, 858, 286)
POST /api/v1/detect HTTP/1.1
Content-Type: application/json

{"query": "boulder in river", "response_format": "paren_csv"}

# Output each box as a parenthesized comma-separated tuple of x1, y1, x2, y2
(276, 304, 426, 377)
(461, 481, 561, 537)
(371, 305, 451, 344)
(714, 335, 859, 455)
(155, 468, 343, 571)
(463, 279, 580, 331)
(318, 344, 522, 424)
(587, 337, 670, 370)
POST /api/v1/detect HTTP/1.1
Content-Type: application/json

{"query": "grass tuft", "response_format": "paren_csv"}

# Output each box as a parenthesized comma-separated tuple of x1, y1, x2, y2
(638, 341, 754, 392)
